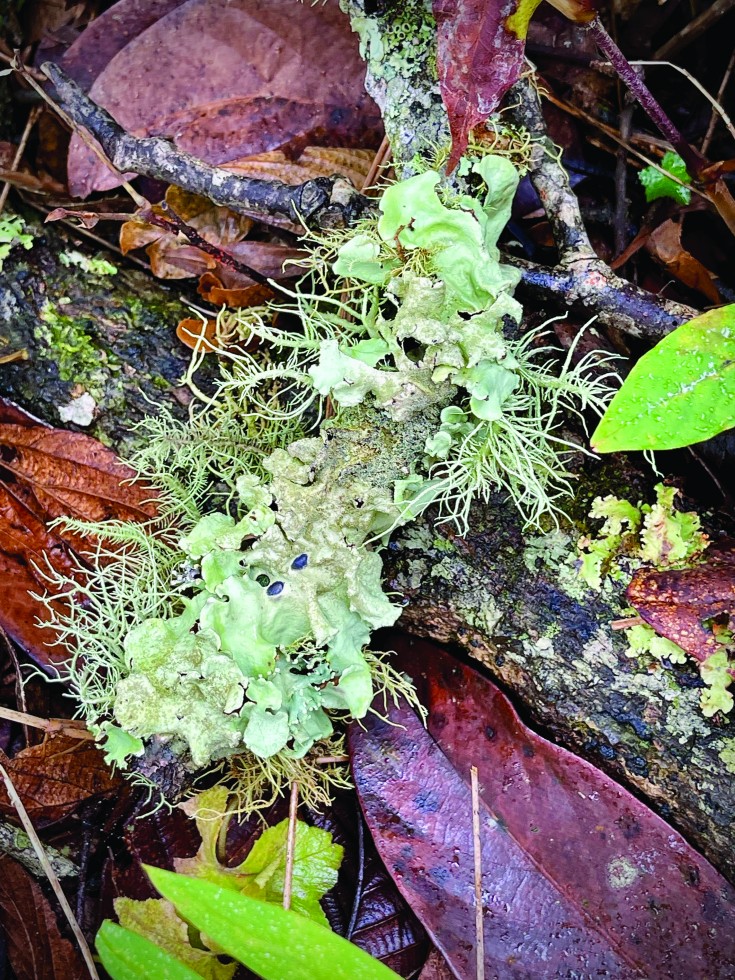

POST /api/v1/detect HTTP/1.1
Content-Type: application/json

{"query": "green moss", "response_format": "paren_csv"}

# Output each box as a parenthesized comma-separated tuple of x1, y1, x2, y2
(36, 301, 119, 394)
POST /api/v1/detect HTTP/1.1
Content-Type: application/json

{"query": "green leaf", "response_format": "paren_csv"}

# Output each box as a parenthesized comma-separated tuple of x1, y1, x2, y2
(638, 151, 692, 205)
(96, 921, 202, 980)
(146, 867, 401, 980)
(98, 723, 144, 769)
(114, 898, 236, 980)
(591, 304, 735, 451)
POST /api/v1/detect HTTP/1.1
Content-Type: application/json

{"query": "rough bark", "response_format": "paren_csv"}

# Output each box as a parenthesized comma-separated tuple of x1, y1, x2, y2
(384, 475, 735, 883)
(0, 210, 214, 450)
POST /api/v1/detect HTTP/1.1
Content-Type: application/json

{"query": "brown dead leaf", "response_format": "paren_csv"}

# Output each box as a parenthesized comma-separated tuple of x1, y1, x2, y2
(225, 147, 375, 190)
(0, 855, 85, 980)
(0, 736, 121, 824)
(0, 424, 156, 527)
(176, 318, 220, 353)
(197, 274, 275, 310)
(65, 0, 382, 197)
(627, 539, 735, 663)
(0, 406, 157, 668)
(645, 219, 721, 304)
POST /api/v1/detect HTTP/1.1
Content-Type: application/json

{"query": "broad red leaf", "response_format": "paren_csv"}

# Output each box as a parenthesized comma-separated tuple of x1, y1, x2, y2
(350, 636, 735, 979)
(0, 855, 85, 980)
(0, 407, 157, 668)
(433, 0, 596, 170)
(627, 539, 735, 664)
(64, 0, 382, 197)
(0, 736, 121, 824)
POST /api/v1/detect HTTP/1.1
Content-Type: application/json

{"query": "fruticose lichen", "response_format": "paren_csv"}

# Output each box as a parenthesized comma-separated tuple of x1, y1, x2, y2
(43, 154, 611, 805)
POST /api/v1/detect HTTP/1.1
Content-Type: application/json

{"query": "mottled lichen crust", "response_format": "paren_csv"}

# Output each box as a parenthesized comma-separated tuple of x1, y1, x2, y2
(340, 0, 448, 171)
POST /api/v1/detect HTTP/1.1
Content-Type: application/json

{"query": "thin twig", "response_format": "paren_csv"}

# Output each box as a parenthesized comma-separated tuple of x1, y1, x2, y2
(471, 766, 484, 980)
(0, 106, 40, 215)
(702, 48, 735, 155)
(0, 705, 94, 740)
(314, 754, 350, 765)
(611, 617, 644, 630)
(655, 0, 735, 60)
(0, 752, 100, 979)
(627, 61, 735, 145)
(363, 135, 392, 195)
(346, 800, 365, 940)
(283, 781, 299, 912)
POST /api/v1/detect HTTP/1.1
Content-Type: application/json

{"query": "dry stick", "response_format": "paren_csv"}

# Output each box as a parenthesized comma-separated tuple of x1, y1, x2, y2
(15, 58, 147, 210)
(655, 0, 735, 60)
(0, 705, 95, 740)
(506, 76, 697, 339)
(283, 780, 299, 912)
(470, 766, 485, 980)
(702, 47, 735, 156)
(363, 135, 392, 195)
(0, 106, 40, 215)
(40, 61, 373, 231)
(0, 754, 100, 980)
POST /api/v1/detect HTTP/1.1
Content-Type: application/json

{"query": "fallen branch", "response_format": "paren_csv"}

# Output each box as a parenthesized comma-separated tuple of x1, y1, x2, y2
(508, 75, 697, 337)
(40, 62, 374, 230)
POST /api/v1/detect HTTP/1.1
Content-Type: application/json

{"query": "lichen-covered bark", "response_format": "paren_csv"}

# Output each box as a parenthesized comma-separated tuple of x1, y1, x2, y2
(0, 211, 214, 448)
(340, 0, 448, 171)
(384, 461, 735, 882)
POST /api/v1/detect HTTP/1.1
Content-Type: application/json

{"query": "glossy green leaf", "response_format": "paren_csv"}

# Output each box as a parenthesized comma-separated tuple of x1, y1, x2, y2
(592, 304, 735, 451)
(146, 866, 401, 980)
(96, 921, 202, 980)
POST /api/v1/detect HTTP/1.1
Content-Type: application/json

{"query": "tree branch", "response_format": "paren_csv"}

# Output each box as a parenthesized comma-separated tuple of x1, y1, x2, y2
(507, 75, 697, 337)
(41, 62, 374, 231)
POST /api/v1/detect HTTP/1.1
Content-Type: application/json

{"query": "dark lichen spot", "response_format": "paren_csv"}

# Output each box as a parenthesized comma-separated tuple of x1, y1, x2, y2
(522, 744, 535, 759)
(266, 581, 285, 597)
(485, 725, 496, 741)
(291, 553, 308, 570)
(414, 789, 440, 813)
(627, 755, 649, 777)
(430, 866, 451, 884)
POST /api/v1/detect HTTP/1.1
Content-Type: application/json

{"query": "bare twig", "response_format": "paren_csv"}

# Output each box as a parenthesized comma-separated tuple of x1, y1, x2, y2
(655, 0, 735, 60)
(0, 705, 95, 740)
(283, 780, 299, 912)
(702, 48, 735, 155)
(0, 106, 40, 215)
(40, 62, 374, 231)
(471, 766, 484, 980)
(0, 818, 77, 879)
(0, 752, 100, 979)
(507, 76, 697, 338)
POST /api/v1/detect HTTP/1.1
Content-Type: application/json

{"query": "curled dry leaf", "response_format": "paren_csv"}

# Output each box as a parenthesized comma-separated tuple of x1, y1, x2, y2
(350, 635, 735, 979)
(0, 735, 121, 824)
(64, 0, 382, 197)
(627, 538, 735, 664)
(0, 855, 85, 980)
(645, 219, 721, 305)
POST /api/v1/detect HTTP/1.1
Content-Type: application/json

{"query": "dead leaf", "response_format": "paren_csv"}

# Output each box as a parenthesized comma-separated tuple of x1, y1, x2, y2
(0, 855, 85, 980)
(0, 735, 121, 824)
(627, 539, 735, 663)
(0, 405, 157, 668)
(225, 147, 375, 190)
(176, 318, 220, 353)
(646, 219, 721, 304)
(64, 0, 382, 197)
(351, 635, 735, 979)
(197, 274, 275, 311)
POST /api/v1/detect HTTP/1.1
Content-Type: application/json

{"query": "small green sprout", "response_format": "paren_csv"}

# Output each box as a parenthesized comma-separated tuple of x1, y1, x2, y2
(638, 151, 692, 205)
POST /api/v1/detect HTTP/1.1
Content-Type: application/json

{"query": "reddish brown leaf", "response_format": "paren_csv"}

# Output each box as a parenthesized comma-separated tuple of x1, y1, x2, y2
(0, 736, 121, 824)
(59, 0, 186, 93)
(433, 0, 596, 170)
(0, 855, 85, 980)
(197, 274, 275, 311)
(350, 636, 735, 979)
(64, 0, 382, 197)
(646, 219, 721, 304)
(0, 407, 157, 667)
(176, 318, 221, 353)
(627, 539, 735, 664)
